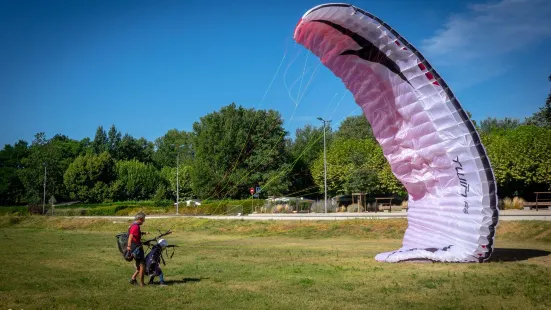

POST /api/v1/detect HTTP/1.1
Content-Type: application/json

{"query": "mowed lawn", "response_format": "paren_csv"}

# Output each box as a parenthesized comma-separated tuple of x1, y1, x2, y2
(0, 217, 550, 309)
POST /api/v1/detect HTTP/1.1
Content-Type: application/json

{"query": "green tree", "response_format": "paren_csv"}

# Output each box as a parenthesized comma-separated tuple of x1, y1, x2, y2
(479, 117, 521, 134)
(63, 152, 116, 203)
(0, 140, 29, 205)
(112, 160, 163, 201)
(285, 124, 332, 198)
(311, 138, 404, 197)
(153, 129, 194, 168)
(118, 134, 154, 163)
(525, 74, 551, 128)
(108, 125, 122, 159)
(79, 137, 92, 154)
(260, 163, 292, 197)
(92, 126, 109, 154)
(191, 103, 288, 199)
(18, 133, 83, 203)
(482, 125, 551, 197)
(160, 164, 193, 201)
(343, 167, 378, 195)
(287, 124, 331, 166)
(335, 115, 374, 141)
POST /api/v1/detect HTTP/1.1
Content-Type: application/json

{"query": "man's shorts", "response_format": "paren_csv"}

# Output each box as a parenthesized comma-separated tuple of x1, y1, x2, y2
(132, 246, 145, 269)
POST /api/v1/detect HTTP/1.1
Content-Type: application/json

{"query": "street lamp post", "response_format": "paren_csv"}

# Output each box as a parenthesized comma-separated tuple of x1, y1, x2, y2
(317, 117, 331, 213)
(172, 144, 185, 215)
(43, 163, 47, 215)
(176, 150, 180, 215)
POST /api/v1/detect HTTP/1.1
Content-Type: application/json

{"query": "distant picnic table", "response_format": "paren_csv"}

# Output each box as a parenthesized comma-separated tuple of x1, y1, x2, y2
(522, 192, 551, 211)
(375, 197, 394, 213)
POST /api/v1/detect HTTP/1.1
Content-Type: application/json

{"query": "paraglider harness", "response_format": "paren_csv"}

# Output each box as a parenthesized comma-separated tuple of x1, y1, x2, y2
(142, 230, 178, 279)
(115, 223, 143, 262)
(116, 228, 178, 277)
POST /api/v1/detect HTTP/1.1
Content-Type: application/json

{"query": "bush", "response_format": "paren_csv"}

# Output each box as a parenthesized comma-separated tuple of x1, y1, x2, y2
(310, 201, 337, 213)
(366, 203, 377, 212)
(185, 199, 264, 215)
(502, 197, 525, 210)
(259, 203, 274, 214)
(54, 208, 87, 216)
(9, 216, 23, 225)
(0, 206, 29, 216)
(27, 204, 44, 215)
(153, 186, 171, 207)
(86, 205, 128, 216)
(346, 203, 364, 212)
(115, 207, 173, 216)
(155, 199, 172, 208)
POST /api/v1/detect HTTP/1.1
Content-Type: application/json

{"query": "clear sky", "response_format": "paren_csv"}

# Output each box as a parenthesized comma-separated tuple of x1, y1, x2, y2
(1, 0, 550, 147)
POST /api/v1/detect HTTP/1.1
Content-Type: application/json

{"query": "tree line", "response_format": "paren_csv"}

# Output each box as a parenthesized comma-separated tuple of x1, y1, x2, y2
(1, 75, 550, 205)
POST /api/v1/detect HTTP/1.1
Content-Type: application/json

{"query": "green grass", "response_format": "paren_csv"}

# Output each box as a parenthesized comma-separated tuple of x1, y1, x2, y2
(1, 217, 550, 309)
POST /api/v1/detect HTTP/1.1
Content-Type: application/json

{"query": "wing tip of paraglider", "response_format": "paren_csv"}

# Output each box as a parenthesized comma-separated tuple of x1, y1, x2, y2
(294, 18, 303, 38)
(295, 3, 365, 39)
(302, 3, 354, 18)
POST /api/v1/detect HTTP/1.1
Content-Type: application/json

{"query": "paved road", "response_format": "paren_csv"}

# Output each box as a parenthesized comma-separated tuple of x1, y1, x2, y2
(73, 209, 551, 221)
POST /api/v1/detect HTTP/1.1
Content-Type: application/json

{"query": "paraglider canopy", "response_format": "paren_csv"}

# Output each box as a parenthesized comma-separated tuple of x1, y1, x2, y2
(294, 3, 499, 263)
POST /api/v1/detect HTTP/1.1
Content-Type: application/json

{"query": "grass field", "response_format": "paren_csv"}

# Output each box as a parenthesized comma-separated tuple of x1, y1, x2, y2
(1, 217, 550, 309)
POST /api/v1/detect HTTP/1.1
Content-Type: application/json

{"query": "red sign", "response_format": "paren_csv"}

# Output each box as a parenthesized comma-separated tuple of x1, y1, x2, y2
(250, 187, 254, 195)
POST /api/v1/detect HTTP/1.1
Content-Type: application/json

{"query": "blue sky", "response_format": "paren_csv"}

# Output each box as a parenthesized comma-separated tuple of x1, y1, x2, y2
(1, 0, 550, 147)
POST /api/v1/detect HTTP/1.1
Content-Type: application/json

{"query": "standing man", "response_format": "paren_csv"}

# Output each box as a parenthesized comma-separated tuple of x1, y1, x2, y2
(128, 212, 147, 287)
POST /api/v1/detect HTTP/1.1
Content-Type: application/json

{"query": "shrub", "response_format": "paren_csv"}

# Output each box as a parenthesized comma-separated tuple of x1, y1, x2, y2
(259, 203, 274, 213)
(153, 186, 171, 207)
(502, 197, 525, 210)
(86, 205, 128, 216)
(366, 203, 377, 212)
(0, 207, 28, 216)
(9, 216, 23, 225)
(513, 197, 525, 209)
(347, 203, 364, 212)
(155, 199, 172, 208)
(310, 201, 337, 213)
(53, 208, 86, 216)
(27, 204, 44, 215)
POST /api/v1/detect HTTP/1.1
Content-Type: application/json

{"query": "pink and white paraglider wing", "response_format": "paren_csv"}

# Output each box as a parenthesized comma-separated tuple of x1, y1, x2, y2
(294, 3, 499, 263)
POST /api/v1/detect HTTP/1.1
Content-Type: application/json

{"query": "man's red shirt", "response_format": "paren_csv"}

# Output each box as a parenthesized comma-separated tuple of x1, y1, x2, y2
(129, 222, 141, 245)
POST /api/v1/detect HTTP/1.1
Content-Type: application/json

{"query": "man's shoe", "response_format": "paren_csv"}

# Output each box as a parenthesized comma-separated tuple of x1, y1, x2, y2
(129, 279, 138, 285)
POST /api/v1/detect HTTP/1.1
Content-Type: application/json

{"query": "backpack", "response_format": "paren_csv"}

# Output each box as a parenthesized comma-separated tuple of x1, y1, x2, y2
(115, 223, 138, 262)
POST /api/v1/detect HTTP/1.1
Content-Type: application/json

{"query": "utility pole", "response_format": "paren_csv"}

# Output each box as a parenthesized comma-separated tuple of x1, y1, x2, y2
(176, 149, 180, 215)
(317, 117, 331, 213)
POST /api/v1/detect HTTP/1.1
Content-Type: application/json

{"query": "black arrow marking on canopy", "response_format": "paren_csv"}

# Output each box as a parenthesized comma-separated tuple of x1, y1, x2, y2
(311, 19, 410, 85)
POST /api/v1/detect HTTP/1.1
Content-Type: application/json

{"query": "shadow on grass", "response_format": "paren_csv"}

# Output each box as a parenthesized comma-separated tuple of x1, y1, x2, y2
(162, 277, 209, 285)
(488, 248, 550, 262)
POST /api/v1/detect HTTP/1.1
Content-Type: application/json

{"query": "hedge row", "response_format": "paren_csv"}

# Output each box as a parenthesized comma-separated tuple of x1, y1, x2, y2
(0, 206, 29, 216)
(1, 199, 265, 216)
(55, 200, 173, 209)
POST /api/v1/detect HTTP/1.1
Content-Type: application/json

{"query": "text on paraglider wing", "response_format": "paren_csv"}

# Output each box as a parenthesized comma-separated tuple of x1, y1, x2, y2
(453, 156, 470, 214)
